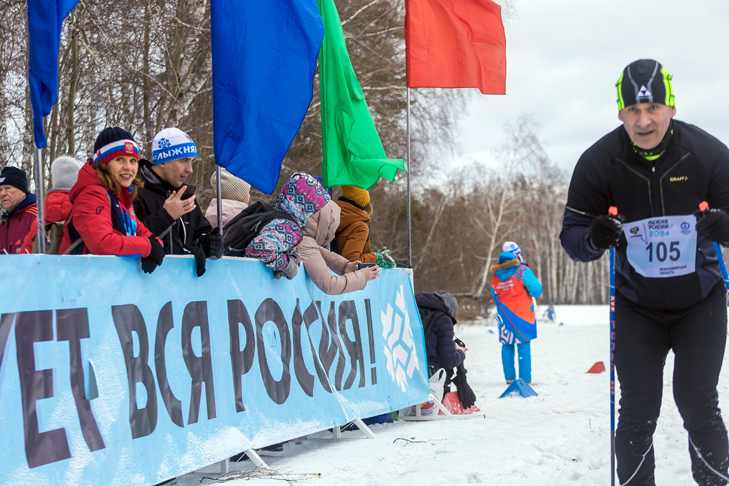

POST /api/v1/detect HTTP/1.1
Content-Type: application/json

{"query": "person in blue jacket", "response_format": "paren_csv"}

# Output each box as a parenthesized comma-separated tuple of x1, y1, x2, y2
(491, 250, 543, 384)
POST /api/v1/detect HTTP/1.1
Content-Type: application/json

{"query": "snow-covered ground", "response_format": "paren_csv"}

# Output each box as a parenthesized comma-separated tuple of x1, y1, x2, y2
(174, 306, 724, 486)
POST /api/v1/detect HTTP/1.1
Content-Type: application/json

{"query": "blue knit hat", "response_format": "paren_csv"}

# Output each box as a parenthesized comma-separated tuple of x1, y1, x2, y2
(152, 128, 198, 165)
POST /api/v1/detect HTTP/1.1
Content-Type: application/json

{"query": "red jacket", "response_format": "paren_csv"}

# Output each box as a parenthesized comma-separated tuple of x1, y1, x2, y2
(58, 163, 152, 256)
(0, 195, 37, 254)
(491, 268, 536, 324)
(44, 189, 72, 224)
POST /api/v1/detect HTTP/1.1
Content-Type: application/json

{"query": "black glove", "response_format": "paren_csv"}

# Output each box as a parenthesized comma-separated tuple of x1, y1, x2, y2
(207, 232, 223, 258)
(192, 244, 206, 277)
(588, 215, 623, 250)
(141, 237, 165, 274)
(452, 366, 476, 408)
(454, 337, 466, 349)
(697, 208, 729, 244)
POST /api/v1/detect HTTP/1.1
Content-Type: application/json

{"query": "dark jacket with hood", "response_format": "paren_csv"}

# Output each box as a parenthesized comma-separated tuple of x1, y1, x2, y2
(134, 161, 212, 255)
(561, 120, 729, 311)
(416, 293, 465, 373)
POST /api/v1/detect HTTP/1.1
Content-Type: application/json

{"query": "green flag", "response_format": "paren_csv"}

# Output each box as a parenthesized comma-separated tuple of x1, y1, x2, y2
(317, 0, 405, 189)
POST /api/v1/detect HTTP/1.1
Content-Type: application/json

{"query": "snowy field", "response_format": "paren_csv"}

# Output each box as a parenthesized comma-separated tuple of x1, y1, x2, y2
(174, 306, 728, 486)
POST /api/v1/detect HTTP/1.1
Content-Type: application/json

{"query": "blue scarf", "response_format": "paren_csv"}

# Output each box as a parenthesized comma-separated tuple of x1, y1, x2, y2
(108, 191, 137, 236)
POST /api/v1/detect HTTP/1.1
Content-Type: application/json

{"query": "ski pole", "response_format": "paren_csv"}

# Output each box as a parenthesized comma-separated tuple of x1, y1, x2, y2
(698, 201, 729, 289)
(693, 202, 729, 483)
(608, 205, 618, 486)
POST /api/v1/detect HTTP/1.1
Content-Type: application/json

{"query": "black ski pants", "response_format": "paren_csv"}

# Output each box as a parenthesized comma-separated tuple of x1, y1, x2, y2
(615, 282, 729, 486)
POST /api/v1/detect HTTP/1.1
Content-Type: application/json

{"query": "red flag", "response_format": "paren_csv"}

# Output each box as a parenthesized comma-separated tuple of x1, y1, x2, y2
(406, 0, 506, 94)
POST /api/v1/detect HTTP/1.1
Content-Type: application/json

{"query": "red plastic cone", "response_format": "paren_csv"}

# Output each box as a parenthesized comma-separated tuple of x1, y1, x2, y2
(586, 361, 606, 374)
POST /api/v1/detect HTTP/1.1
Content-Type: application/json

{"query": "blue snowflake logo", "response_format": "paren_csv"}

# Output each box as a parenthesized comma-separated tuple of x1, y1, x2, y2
(381, 285, 420, 392)
(158, 138, 171, 149)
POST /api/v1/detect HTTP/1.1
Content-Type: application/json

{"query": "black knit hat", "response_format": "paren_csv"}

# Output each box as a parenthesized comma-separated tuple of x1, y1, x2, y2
(616, 59, 675, 110)
(94, 127, 134, 152)
(0, 166, 28, 194)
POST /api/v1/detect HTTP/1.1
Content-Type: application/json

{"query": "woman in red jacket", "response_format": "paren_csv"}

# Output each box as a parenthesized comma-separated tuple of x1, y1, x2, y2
(59, 127, 164, 273)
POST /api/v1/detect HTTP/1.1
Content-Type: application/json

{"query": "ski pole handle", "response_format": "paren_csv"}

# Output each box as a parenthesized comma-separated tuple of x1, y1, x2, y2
(607, 206, 621, 248)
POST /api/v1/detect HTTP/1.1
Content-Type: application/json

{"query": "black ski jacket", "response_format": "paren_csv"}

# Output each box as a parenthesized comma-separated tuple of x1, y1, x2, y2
(134, 162, 212, 255)
(415, 293, 465, 373)
(561, 120, 729, 310)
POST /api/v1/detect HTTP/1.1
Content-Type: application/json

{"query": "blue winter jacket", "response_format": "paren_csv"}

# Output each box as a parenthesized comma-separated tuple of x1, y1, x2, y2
(495, 251, 543, 299)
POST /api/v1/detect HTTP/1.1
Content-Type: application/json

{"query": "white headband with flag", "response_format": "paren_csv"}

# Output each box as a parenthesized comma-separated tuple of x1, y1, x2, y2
(93, 139, 141, 166)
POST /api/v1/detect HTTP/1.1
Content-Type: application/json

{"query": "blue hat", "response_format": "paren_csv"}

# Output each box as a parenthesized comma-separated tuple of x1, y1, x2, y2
(152, 128, 198, 165)
(498, 251, 517, 264)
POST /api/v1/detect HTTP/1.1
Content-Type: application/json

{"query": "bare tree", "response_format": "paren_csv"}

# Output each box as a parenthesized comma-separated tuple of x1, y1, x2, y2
(1, 0, 617, 309)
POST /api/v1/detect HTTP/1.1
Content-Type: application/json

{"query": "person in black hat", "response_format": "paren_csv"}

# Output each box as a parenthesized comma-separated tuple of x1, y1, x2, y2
(561, 59, 729, 485)
(0, 166, 38, 254)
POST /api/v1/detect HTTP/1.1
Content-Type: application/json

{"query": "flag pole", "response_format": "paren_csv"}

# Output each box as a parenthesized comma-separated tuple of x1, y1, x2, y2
(406, 87, 413, 268)
(215, 164, 223, 257)
(33, 147, 46, 254)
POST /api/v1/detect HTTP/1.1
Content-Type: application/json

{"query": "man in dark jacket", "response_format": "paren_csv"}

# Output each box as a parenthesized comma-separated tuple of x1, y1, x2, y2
(0, 166, 37, 254)
(135, 128, 212, 276)
(561, 59, 729, 486)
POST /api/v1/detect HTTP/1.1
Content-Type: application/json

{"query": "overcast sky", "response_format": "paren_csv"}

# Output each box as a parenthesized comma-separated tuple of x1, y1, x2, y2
(452, 0, 729, 173)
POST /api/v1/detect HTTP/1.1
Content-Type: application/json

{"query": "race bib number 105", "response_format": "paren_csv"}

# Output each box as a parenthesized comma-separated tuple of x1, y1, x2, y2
(623, 214, 697, 278)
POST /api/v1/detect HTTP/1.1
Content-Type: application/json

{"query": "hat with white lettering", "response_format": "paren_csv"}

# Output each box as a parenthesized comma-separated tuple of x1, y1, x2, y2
(152, 128, 198, 165)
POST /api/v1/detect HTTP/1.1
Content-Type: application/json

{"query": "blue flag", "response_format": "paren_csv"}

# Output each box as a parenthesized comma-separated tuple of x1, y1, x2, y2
(27, 0, 79, 149)
(211, 0, 324, 194)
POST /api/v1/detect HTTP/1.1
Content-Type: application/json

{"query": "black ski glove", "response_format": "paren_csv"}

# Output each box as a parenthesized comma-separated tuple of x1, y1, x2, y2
(696, 208, 729, 244)
(192, 244, 206, 277)
(452, 367, 476, 408)
(588, 215, 623, 250)
(141, 237, 165, 274)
